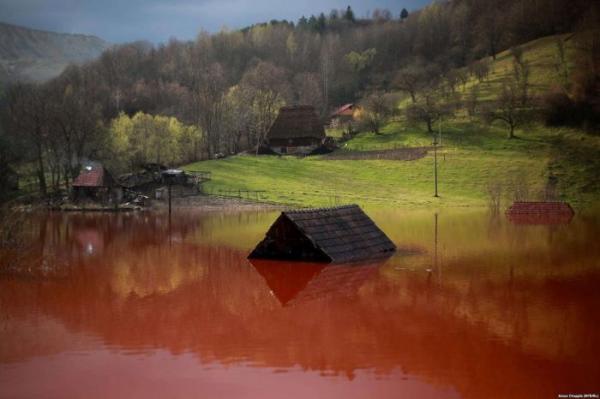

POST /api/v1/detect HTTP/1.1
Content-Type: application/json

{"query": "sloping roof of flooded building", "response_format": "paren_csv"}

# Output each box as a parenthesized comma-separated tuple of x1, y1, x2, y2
(266, 105, 325, 141)
(248, 204, 396, 263)
(72, 164, 117, 188)
(506, 201, 574, 225)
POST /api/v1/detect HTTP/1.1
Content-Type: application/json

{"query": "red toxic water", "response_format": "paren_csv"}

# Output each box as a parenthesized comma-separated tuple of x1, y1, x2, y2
(0, 210, 599, 398)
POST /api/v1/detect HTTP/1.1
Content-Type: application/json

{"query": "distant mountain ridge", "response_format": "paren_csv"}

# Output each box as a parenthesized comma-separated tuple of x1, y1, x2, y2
(0, 21, 110, 83)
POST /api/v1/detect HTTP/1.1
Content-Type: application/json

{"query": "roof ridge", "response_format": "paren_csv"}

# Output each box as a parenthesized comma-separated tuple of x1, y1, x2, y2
(284, 204, 359, 214)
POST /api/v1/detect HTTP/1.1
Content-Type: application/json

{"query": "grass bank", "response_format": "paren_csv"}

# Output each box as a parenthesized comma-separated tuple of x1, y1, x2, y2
(184, 121, 598, 211)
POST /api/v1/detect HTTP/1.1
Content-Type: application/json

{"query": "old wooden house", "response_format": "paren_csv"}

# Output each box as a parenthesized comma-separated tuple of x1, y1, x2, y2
(248, 204, 396, 263)
(72, 164, 122, 203)
(265, 105, 325, 155)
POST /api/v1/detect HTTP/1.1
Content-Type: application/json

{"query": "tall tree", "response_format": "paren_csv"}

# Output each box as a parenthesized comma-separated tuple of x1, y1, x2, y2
(400, 8, 409, 21)
(344, 6, 355, 22)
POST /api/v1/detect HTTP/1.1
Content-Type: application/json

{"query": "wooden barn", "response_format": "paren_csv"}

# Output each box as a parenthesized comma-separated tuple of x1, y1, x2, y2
(265, 105, 325, 155)
(72, 164, 122, 203)
(248, 204, 396, 263)
(506, 201, 575, 225)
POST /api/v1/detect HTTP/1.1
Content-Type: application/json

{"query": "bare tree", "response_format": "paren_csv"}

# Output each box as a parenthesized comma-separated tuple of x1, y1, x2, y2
(406, 89, 454, 133)
(6, 83, 50, 195)
(484, 80, 526, 139)
(553, 37, 570, 91)
(358, 92, 397, 135)
(239, 61, 291, 152)
(293, 72, 324, 111)
(469, 59, 490, 82)
(476, 4, 504, 60)
(393, 64, 426, 103)
(510, 46, 530, 106)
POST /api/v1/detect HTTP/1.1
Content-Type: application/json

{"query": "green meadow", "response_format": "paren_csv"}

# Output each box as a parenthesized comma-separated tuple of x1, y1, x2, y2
(184, 35, 599, 211)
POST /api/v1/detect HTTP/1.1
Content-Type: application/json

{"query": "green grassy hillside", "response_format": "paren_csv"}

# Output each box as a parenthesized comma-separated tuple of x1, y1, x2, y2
(184, 34, 599, 211)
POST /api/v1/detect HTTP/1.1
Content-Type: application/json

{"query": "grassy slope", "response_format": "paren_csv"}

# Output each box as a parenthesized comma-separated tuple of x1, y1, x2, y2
(185, 34, 599, 211)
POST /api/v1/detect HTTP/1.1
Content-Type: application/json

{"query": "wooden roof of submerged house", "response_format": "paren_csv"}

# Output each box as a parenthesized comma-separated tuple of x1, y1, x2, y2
(248, 204, 396, 263)
(72, 164, 117, 188)
(267, 105, 325, 142)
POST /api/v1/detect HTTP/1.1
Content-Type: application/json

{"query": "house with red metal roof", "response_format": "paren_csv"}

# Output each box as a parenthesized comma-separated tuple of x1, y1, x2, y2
(329, 103, 359, 133)
(72, 163, 122, 203)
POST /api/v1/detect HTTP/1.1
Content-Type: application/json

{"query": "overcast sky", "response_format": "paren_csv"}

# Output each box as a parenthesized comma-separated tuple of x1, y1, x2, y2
(0, 0, 430, 43)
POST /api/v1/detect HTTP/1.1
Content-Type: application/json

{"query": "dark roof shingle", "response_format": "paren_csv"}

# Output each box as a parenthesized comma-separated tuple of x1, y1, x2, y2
(267, 105, 325, 141)
(249, 204, 396, 263)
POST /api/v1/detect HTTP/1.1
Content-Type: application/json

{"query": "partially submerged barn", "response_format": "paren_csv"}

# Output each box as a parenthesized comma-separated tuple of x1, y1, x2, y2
(265, 105, 325, 155)
(72, 164, 122, 203)
(248, 204, 396, 263)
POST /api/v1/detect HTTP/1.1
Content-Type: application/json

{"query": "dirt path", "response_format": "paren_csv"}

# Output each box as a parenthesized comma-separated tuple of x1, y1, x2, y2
(323, 147, 430, 161)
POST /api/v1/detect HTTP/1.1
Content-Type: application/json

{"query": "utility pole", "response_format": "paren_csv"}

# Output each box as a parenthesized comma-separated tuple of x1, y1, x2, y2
(168, 181, 172, 215)
(433, 116, 443, 197)
(433, 120, 439, 198)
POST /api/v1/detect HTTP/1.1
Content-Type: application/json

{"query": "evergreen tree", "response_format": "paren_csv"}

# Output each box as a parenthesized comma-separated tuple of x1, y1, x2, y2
(400, 8, 409, 20)
(308, 15, 318, 31)
(344, 6, 355, 22)
(297, 16, 308, 29)
(317, 13, 327, 32)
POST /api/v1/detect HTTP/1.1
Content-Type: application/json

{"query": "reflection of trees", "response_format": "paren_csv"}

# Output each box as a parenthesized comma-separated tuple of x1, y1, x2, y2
(1, 212, 599, 399)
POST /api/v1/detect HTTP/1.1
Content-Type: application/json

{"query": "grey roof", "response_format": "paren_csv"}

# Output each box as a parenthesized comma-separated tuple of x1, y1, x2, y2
(249, 204, 396, 263)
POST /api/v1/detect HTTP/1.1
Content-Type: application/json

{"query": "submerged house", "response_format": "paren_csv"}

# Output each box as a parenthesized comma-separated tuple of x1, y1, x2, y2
(506, 201, 575, 225)
(248, 204, 396, 263)
(72, 164, 122, 203)
(265, 105, 325, 155)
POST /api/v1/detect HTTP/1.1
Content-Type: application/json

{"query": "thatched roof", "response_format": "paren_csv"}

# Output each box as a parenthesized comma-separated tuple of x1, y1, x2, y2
(267, 105, 325, 141)
(248, 204, 396, 263)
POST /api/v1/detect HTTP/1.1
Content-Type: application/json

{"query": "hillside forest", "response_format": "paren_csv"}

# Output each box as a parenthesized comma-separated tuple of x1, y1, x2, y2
(0, 0, 598, 198)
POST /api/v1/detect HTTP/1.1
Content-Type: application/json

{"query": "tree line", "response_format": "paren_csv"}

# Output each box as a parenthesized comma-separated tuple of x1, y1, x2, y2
(0, 0, 596, 198)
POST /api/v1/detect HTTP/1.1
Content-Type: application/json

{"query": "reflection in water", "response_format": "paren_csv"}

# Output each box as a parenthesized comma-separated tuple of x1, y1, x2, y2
(250, 259, 383, 306)
(0, 210, 599, 399)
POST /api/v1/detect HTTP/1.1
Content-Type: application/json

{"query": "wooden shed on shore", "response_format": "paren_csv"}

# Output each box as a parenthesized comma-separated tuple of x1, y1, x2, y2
(72, 164, 122, 203)
(265, 105, 325, 155)
(248, 204, 396, 263)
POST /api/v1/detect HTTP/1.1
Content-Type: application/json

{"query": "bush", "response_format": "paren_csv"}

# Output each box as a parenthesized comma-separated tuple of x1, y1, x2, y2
(542, 88, 600, 132)
(542, 90, 576, 126)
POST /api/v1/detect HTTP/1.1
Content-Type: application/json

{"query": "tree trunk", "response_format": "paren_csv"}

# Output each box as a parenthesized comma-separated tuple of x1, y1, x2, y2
(410, 92, 416, 103)
(35, 142, 47, 196)
(426, 119, 433, 133)
(508, 124, 515, 139)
